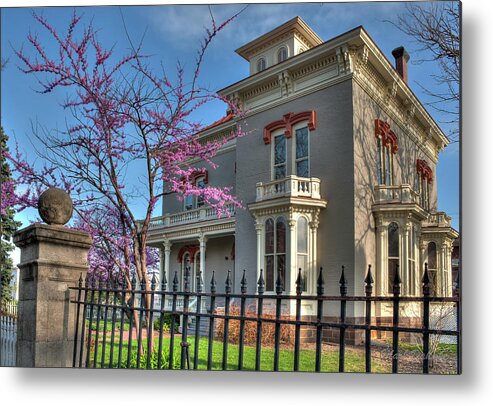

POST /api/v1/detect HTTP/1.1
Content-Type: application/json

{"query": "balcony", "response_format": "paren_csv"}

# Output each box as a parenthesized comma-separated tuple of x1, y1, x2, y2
(147, 202, 236, 230)
(255, 176, 321, 202)
(423, 211, 452, 228)
(373, 184, 420, 205)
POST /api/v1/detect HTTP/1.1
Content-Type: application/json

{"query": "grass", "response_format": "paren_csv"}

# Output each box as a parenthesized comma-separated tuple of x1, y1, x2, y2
(87, 334, 387, 373)
(86, 319, 130, 332)
(395, 340, 457, 355)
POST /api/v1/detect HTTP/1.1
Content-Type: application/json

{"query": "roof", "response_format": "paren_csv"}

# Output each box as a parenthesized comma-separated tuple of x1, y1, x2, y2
(235, 16, 323, 61)
(200, 112, 235, 132)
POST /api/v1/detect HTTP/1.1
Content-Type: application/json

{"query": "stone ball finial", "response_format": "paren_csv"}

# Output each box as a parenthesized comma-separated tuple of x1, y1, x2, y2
(38, 187, 73, 226)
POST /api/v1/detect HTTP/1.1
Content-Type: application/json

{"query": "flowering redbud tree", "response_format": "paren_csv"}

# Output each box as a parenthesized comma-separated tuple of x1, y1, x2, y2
(5, 10, 245, 330)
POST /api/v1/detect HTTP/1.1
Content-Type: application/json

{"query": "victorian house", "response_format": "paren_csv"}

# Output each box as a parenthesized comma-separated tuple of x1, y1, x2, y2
(144, 17, 458, 326)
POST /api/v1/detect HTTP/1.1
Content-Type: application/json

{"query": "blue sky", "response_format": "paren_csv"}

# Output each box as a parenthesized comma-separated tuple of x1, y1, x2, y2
(1, 1, 459, 231)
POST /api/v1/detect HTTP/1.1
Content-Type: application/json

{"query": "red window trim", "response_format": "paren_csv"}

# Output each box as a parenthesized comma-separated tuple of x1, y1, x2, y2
(181, 169, 209, 187)
(416, 159, 433, 183)
(263, 111, 316, 145)
(375, 119, 399, 153)
(178, 245, 200, 264)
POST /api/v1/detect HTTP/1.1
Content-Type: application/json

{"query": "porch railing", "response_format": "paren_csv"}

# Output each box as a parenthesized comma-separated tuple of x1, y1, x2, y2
(256, 176, 321, 202)
(70, 264, 460, 374)
(146, 203, 236, 230)
(373, 184, 420, 205)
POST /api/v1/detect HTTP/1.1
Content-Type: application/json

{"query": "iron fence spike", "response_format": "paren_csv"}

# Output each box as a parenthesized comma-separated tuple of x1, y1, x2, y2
(339, 266, 348, 296)
(296, 268, 303, 295)
(225, 270, 232, 294)
(317, 267, 324, 296)
(365, 265, 374, 285)
(241, 270, 247, 294)
(275, 269, 283, 295)
(258, 269, 265, 295)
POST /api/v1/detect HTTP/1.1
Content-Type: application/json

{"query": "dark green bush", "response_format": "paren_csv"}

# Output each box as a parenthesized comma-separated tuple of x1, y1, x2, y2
(153, 313, 180, 333)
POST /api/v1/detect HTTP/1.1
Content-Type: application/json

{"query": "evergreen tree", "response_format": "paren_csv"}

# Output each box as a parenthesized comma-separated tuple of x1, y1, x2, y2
(1, 127, 21, 303)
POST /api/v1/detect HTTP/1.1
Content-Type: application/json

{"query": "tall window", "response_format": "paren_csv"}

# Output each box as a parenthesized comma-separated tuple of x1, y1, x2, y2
(427, 242, 438, 296)
(297, 217, 308, 292)
(377, 138, 394, 185)
(257, 58, 266, 72)
(419, 178, 430, 210)
(388, 222, 399, 294)
(184, 175, 206, 210)
(295, 127, 309, 178)
(265, 217, 286, 291)
(408, 225, 417, 295)
(277, 46, 288, 63)
(273, 134, 286, 179)
(196, 176, 205, 208)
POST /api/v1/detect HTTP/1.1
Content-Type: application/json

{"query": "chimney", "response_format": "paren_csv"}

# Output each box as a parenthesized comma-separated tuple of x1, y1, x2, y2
(391, 46, 410, 84)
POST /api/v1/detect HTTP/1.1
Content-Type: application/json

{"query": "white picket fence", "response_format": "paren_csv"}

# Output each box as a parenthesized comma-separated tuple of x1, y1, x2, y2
(0, 301, 18, 367)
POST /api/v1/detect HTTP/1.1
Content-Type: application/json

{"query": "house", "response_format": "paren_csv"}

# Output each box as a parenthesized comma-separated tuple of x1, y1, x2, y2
(144, 17, 458, 339)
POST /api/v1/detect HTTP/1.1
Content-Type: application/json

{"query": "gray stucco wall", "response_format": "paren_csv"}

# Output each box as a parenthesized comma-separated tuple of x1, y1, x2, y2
(235, 79, 355, 296)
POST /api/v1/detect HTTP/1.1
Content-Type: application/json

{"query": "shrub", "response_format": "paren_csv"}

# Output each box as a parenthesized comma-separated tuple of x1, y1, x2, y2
(111, 346, 180, 369)
(153, 313, 180, 333)
(214, 305, 294, 346)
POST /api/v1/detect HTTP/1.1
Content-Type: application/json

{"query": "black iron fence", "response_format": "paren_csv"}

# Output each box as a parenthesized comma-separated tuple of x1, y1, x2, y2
(70, 264, 460, 374)
(0, 300, 18, 367)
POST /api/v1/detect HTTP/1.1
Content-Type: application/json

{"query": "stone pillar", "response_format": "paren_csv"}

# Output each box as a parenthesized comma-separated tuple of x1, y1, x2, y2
(14, 223, 92, 367)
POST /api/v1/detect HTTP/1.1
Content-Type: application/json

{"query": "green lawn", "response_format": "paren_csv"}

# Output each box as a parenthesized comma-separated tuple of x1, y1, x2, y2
(87, 335, 387, 373)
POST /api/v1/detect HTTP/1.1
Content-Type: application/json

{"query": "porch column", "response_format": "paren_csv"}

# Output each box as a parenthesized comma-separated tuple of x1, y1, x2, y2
(199, 234, 207, 290)
(375, 221, 386, 296)
(162, 239, 171, 287)
(255, 220, 263, 291)
(309, 216, 319, 295)
(402, 222, 410, 296)
(288, 218, 297, 295)
(440, 241, 448, 296)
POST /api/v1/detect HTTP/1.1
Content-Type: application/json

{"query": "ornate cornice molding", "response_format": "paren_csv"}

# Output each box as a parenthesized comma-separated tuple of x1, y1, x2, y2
(263, 110, 316, 144)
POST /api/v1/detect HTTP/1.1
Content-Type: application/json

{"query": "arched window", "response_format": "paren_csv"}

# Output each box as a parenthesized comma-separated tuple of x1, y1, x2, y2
(427, 242, 438, 296)
(277, 46, 288, 63)
(375, 120, 397, 186)
(388, 222, 399, 294)
(257, 57, 266, 72)
(295, 126, 309, 177)
(297, 217, 308, 291)
(264, 217, 286, 291)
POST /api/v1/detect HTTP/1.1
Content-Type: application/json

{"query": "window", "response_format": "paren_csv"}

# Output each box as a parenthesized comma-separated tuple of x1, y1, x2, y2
(375, 119, 397, 186)
(196, 176, 205, 208)
(257, 58, 266, 72)
(273, 134, 286, 180)
(416, 159, 432, 211)
(295, 127, 309, 178)
(388, 222, 399, 294)
(277, 47, 288, 63)
(427, 242, 438, 296)
(183, 174, 206, 211)
(297, 217, 308, 292)
(408, 225, 417, 295)
(377, 137, 394, 185)
(265, 217, 286, 291)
